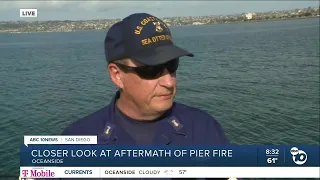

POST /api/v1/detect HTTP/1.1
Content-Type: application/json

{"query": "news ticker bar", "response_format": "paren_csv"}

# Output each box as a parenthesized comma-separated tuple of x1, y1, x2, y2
(20, 167, 320, 178)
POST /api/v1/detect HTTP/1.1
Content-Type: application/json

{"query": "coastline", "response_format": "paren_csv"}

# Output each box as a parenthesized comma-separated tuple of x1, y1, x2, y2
(204, 16, 320, 25)
(1, 16, 319, 34)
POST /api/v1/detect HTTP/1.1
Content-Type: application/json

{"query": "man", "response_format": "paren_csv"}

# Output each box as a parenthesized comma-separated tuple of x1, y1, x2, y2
(62, 12, 229, 145)
(61, 12, 234, 179)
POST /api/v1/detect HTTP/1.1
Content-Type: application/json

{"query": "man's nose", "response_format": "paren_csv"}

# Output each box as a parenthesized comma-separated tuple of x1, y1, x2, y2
(159, 68, 176, 87)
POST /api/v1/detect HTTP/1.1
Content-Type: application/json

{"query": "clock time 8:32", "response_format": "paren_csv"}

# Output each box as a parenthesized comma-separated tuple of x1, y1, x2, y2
(266, 149, 280, 155)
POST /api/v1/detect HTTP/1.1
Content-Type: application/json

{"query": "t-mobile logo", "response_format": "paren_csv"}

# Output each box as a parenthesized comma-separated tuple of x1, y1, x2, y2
(21, 170, 28, 177)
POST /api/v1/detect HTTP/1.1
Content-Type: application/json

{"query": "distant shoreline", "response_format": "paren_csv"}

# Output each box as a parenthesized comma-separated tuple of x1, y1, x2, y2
(170, 16, 320, 27)
(1, 16, 319, 34)
(204, 16, 320, 25)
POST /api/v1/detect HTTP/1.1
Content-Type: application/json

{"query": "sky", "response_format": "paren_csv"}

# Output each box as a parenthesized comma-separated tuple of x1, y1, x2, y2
(0, 1, 319, 21)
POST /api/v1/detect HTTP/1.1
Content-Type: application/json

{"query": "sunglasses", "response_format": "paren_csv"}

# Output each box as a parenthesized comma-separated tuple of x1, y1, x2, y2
(113, 58, 179, 80)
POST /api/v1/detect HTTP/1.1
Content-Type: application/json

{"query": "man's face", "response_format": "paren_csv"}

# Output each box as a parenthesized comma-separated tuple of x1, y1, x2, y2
(119, 59, 177, 115)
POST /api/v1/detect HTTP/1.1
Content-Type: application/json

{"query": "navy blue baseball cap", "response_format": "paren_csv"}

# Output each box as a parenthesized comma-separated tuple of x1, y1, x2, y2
(104, 13, 194, 66)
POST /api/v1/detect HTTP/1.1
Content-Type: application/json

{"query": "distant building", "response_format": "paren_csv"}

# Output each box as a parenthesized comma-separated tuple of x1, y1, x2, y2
(245, 13, 256, 20)
(192, 22, 205, 25)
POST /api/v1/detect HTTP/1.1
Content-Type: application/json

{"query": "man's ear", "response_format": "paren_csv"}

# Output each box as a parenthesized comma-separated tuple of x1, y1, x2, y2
(108, 63, 124, 89)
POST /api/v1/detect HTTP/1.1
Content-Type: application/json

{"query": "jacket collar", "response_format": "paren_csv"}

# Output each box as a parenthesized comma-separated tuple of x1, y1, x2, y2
(153, 104, 187, 145)
(98, 91, 187, 145)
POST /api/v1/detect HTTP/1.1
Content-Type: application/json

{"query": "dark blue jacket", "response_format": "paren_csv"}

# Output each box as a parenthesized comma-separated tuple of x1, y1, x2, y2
(62, 91, 229, 145)
(60, 91, 232, 180)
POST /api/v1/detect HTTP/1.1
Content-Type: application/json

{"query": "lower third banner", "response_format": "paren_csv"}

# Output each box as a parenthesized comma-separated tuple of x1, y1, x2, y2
(20, 145, 319, 167)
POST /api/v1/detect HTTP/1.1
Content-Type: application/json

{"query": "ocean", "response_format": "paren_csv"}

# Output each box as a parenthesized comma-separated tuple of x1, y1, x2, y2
(0, 18, 319, 179)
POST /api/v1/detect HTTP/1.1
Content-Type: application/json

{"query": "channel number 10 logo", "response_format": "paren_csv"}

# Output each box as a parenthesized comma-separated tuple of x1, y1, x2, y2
(290, 147, 307, 165)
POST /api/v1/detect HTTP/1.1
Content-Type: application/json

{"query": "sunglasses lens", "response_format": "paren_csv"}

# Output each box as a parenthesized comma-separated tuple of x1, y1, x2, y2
(136, 59, 179, 79)
(166, 59, 179, 73)
(136, 66, 163, 79)
(116, 58, 179, 80)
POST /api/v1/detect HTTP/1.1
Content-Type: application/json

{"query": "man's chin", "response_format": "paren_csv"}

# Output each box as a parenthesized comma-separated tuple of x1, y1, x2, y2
(151, 99, 173, 111)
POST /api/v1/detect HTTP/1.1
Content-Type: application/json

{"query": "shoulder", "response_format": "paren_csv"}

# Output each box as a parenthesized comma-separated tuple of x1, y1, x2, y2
(61, 105, 111, 135)
(174, 102, 214, 119)
(173, 102, 220, 126)
(173, 102, 230, 144)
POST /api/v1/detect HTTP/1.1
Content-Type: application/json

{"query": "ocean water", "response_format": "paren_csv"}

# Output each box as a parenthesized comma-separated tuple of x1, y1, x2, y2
(0, 18, 319, 178)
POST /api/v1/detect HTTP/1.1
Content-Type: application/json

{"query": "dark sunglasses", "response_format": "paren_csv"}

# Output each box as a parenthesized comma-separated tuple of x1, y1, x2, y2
(113, 58, 179, 80)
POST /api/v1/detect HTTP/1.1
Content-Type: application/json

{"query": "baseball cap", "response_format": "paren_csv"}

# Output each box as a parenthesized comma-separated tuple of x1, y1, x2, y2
(104, 13, 194, 66)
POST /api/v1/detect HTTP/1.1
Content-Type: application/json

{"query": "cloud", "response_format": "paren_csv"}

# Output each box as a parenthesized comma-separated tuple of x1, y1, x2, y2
(0, 1, 318, 21)
(0, 1, 151, 12)
(0, 1, 215, 13)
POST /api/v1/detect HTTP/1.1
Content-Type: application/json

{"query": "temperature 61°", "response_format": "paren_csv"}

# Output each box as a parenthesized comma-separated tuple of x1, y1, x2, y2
(267, 157, 278, 164)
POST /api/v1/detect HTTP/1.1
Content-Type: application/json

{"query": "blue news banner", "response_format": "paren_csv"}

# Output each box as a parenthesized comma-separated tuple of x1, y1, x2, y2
(20, 145, 319, 167)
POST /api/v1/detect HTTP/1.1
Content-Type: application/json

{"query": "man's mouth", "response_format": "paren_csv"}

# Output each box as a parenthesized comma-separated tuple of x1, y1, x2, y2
(157, 93, 173, 99)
